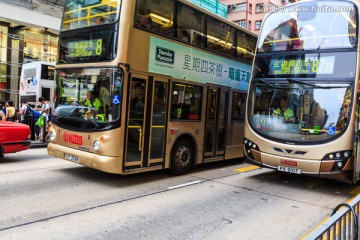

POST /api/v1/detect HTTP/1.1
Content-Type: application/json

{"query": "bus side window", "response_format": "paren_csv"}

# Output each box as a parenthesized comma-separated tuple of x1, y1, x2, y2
(193, 33, 204, 47)
(136, 12, 152, 30)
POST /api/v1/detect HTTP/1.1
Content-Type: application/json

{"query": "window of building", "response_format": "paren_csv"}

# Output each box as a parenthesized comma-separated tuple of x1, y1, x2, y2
(23, 31, 58, 63)
(0, 27, 7, 101)
(171, 83, 202, 121)
(234, 20, 246, 28)
(249, 4, 253, 14)
(255, 21, 262, 30)
(232, 92, 247, 121)
(256, 3, 264, 13)
(228, 3, 246, 13)
(248, 21, 252, 30)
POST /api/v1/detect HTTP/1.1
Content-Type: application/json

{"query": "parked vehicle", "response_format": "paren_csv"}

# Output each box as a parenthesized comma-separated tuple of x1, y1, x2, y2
(0, 121, 31, 157)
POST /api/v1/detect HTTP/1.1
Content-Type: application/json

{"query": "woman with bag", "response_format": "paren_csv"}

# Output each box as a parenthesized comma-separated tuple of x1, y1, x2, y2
(5, 100, 15, 122)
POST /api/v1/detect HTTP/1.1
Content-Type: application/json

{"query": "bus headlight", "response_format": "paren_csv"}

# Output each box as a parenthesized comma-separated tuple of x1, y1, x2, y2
(49, 131, 56, 141)
(93, 140, 100, 151)
(323, 150, 352, 160)
(322, 150, 352, 172)
(243, 138, 260, 159)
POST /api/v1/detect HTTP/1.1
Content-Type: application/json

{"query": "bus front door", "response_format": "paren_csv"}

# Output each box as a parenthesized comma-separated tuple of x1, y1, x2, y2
(204, 86, 229, 160)
(124, 75, 168, 170)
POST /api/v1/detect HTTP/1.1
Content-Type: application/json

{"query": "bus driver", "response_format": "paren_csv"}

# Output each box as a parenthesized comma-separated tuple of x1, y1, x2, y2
(273, 96, 295, 123)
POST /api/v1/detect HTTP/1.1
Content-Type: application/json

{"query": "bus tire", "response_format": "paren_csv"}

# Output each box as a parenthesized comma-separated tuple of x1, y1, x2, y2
(171, 139, 194, 175)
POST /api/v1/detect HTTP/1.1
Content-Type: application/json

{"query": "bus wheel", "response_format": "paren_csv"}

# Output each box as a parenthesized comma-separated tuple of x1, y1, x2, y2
(171, 139, 194, 175)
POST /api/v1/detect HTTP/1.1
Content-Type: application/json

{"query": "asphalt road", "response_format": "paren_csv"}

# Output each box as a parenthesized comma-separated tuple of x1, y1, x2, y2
(0, 148, 358, 240)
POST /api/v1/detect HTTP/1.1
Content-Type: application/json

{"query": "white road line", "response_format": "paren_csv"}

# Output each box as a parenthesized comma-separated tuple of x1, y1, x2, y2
(168, 180, 203, 190)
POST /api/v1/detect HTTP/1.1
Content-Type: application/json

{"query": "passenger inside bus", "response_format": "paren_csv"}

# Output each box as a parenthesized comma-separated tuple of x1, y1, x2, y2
(273, 96, 295, 123)
(178, 29, 190, 43)
(94, 16, 105, 25)
(193, 34, 204, 47)
(189, 96, 199, 120)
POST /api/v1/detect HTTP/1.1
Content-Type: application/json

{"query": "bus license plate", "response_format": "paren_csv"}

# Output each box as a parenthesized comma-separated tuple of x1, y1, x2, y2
(64, 153, 79, 163)
(277, 166, 301, 174)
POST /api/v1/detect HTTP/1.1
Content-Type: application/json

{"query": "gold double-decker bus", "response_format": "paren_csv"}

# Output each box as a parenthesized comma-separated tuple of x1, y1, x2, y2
(244, 0, 359, 183)
(47, 0, 257, 175)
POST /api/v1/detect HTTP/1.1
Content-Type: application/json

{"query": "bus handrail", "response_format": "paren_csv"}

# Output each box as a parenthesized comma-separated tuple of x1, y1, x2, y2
(128, 126, 143, 151)
(127, 125, 165, 151)
(264, 33, 356, 44)
(63, 2, 117, 26)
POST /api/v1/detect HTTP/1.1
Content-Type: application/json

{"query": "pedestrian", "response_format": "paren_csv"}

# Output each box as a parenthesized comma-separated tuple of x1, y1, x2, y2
(33, 105, 42, 140)
(0, 101, 6, 116)
(39, 108, 50, 141)
(5, 100, 16, 122)
(37, 97, 50, 112)
(19, 101, 27, 124)
(0, 102, 5, 121)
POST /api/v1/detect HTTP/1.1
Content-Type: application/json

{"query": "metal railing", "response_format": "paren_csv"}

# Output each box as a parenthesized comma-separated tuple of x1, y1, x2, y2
(305, 194, 360, 240)
(21, 114, 48, 145)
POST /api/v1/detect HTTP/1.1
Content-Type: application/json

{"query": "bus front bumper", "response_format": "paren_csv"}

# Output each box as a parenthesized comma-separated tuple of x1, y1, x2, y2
(47, 143, 122, 174)
(244, 149, 352, 183)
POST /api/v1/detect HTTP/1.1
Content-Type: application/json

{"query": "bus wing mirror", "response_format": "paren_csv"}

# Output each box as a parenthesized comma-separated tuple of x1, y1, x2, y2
(115, 69, 124, 87)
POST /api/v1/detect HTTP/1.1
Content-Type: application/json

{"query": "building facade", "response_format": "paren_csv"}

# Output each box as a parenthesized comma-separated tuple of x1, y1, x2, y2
(219, 0, 291, 33)
(0, 0, 63, 106)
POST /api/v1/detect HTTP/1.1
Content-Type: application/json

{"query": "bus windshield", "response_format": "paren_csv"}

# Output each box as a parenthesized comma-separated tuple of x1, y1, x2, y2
(258, 1, 357, 52)
(247, 81, 353, 144)
(61, 0, 121, 31)
(52, 68, 122, 130)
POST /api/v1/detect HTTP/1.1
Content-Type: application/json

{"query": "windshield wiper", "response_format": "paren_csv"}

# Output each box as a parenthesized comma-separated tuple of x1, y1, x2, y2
(53, 115, 99, 129)
(256, 78, 277, 88)
(255, 78, 295, 89)
(287, 78, 350, 89)
(83, 116, 99, 128)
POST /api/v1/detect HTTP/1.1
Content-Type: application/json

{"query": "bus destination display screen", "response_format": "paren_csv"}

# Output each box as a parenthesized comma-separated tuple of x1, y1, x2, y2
(67, 39, 103, 58)
(269, 56, 335, 75)
(58, 29, 116, 63)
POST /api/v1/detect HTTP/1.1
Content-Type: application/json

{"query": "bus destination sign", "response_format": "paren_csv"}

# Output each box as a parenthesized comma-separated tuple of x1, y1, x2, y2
(67, 39, 103, 58)
(270, 56, 335, 75)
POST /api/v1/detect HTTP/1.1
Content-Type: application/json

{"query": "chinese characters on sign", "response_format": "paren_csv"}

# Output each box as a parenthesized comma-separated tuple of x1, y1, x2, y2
(149, 36, 252, 91)
(183, 54, 250, 82)
(270, 56, 335, 75)
(67, 39, 103, 58)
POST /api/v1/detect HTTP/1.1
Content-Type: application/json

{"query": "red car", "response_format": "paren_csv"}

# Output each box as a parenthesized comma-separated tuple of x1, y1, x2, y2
(0, 121, 31, 157)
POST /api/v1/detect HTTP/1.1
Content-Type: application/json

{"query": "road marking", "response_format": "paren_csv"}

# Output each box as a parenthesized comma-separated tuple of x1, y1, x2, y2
(302, 192, 357, 239)
(233, 165, 260, 173)
(300, 216, 330, 240)
(168, 180, 202, 190)
(349, 186, 360, 195)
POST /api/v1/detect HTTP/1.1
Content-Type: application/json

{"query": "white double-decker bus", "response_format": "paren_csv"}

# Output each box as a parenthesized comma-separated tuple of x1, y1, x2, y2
(19, 61, 55, 105)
